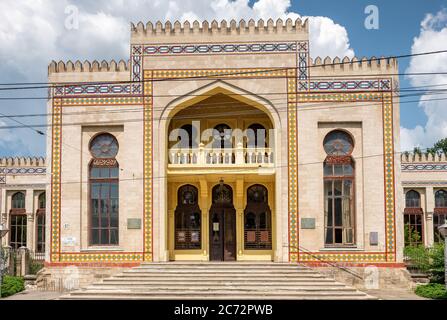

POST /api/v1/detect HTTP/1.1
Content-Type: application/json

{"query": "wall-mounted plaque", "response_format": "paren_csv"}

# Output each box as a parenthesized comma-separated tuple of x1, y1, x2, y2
(127, 218, 141, 230)
(301, 218, 316, 230)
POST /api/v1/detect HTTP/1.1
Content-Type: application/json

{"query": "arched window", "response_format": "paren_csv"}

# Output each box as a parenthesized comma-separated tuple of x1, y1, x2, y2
(11, 192, 25, 211)
(89, 133, 119, 246)
(404, 190, 423, 246)
(36, 192, 46, 253)
(434, 190, 447, 243)
(247, 124, 267, 149)
(213, 124, 232, 149)
(10, 192, 27, 249)
(177, 124, 198, 149)
(244, 185, 272, 250)
(323, 130, 355, 246)
(406, 190, 421, 208)
(175, 185, 201, 250)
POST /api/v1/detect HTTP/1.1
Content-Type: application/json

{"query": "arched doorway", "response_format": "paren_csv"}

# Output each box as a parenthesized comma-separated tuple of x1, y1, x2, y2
(209, 182, 236, 261)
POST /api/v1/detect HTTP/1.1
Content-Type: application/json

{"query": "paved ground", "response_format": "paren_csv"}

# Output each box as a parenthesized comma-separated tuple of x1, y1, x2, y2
(3, 290, 63, 300)
(365, 289, 427, 300)
(2, 288, 427, 300)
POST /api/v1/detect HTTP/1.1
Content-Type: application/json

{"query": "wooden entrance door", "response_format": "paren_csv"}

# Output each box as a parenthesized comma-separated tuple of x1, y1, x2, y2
(209, 183, 236, 261)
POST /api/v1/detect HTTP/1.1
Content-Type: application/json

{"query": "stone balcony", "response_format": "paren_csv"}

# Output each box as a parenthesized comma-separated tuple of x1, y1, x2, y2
(168, 143, 274, 173)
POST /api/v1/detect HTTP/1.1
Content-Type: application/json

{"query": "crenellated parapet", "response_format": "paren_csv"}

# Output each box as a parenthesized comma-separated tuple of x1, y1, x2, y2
(401, 152, 447, 163)
(48, 60, 130, 75)
(0, 157, 46, 167)
(131, 18, 308, 38)
(310, 56, 398, 74)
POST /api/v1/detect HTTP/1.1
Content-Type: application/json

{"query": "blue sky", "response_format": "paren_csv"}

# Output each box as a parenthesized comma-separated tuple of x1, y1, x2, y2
(288, 0, 446, 129)
(0, 0, 446, 156)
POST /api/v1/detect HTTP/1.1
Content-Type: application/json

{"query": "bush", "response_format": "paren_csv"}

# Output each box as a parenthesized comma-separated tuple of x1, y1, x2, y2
(429, 243, 445, 284)
(415, 283, 447, 300)
(404, 243, 445, 284)
(1, 276, 25, 298)
(29, 261, 44, 275)
(404, 245, 430, 272)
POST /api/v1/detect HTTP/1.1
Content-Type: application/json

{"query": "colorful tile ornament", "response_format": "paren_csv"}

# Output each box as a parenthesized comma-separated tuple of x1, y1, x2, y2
(51, 98, 62, 262)
(382, 93, 396, 261)
(143, 42, 297, 56)
(287, 69, 299, 262)
(143, 70, 153, 262)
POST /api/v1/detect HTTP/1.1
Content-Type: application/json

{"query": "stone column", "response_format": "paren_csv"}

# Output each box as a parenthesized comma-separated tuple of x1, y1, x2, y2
(198, 180, 208, 260)
(25, 189, 35, 251)
(19, 247, 30, 276)
(235, 179, 244, 260)
(425, 186, 435, 247)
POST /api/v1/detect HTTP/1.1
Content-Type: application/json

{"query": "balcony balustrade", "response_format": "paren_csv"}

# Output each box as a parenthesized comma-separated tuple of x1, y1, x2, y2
(168, 143, 274, 167)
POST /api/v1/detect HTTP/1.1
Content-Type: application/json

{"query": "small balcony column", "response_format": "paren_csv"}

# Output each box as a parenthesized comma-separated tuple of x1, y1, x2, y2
(235, 142, 244, 165)
(426, 186, 435, 247)
(198, 143, 206, 165)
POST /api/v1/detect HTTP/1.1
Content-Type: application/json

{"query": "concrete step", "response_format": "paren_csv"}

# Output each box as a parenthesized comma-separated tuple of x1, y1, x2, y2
(101, 279, 338, 285)
(85, 284, 350, 291)
(60, 263, 375, 300)
(62, 290, 373, 300)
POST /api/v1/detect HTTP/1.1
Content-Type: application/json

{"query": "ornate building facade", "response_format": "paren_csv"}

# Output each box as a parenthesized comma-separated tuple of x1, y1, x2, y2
(401, 153, 447, 247)
(3, 19, 405, 278)
(0, 157, 46, 254)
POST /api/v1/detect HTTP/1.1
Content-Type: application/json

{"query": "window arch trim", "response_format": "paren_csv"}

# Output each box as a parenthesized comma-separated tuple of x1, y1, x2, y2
(11, 192, 26, 214)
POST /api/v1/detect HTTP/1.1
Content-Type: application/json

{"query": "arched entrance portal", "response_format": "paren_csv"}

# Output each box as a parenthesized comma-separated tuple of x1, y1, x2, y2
(209, 182, 236, 261)
(163, 83, 280, 262)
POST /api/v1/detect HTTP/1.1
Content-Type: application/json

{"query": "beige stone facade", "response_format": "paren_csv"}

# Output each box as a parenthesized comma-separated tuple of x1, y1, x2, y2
(401, 153, 447, 247)
(0, 157, 46, 254)
(2, 19, 406, 271)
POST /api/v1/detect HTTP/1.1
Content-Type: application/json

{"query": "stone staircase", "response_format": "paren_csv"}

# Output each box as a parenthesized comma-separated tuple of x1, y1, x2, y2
(60, 262, 375, 300)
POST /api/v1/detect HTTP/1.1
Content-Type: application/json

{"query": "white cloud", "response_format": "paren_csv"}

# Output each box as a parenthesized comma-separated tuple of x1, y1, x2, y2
(401, 9, 447, 150)
(0, 0, 355, 156)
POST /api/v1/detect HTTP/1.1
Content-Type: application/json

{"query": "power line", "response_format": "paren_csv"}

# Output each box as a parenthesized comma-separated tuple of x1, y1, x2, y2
(0, 49, 446, 90)
(2, 148, 435, 187)
(0, 89, 446, 125)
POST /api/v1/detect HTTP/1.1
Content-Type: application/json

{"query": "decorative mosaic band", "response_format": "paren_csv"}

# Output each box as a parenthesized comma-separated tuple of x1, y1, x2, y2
(308, 79, 392, 92)
(50, 98, 62, 261)
(402, 163, 447, 171)
(131, 45, 143, 94)
(287, 69, 299, 262)
(62, 96, 143, 107)
(0, 167, 46, 175)
(297, 41, 309, 91)
(299, 252, 387, 263)
(143, 70, 153, 262)
(297, 92, 383, 103)
(382, 93, 396, 261)
(142, 42, 298, 56)
(54, 84, 137, 97)
(0, 176, 5, 184)
(59, 253, 144, 263)
(151, 68, 288, 80)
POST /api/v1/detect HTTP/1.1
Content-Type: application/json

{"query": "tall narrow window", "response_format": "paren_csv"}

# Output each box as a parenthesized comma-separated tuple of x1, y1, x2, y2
(434, 190, 447, 243)
(175, 185, 201, 250)
(404, 190, 423, 246)
(213, 124, 232, 149)
(10, 192, 27, 249)
(89, 133, 119, 246)
(247, 124, 267, 149)
(36, 192, 46, 253)
(323, 130, 355, 246)
(244, 185, 272, 250)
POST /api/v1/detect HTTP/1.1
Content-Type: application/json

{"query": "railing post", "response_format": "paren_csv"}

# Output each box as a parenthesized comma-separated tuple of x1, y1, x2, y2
(236, 142, 244, 165)
(19, 247, 30, 277)
(3, 246, 12, 276)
